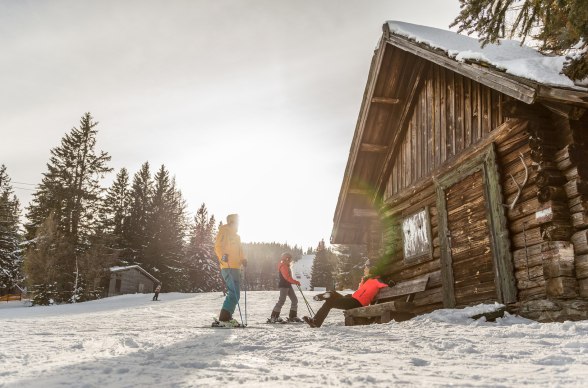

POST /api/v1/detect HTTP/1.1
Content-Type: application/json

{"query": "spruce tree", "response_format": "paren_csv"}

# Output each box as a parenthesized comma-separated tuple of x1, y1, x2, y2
(143, 165, 187, 290)
(185, 203, 222, 292)
(127, 162, 153, 265)
(24, 113, 112, 302)
(103, 168, 132, 259)
(0, 165, 22, 291)
(310, 239, 335, 291)
(26, 113, 112, 246)
(451, 0, 588, 81)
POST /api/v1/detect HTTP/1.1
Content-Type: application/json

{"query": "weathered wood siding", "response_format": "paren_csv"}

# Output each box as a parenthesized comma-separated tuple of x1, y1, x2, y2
(445, 170, 497, 306)
(376, 67, 517, 314)
(385, 64, 505, 198)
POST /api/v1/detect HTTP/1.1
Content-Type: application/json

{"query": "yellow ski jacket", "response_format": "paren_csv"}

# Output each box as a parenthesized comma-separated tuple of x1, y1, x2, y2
(214, 224, 245, 269)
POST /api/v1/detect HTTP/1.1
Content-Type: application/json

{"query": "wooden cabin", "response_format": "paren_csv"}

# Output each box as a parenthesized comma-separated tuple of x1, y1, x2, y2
(332, 21, 588, 322)
(105, 265, 160, 297)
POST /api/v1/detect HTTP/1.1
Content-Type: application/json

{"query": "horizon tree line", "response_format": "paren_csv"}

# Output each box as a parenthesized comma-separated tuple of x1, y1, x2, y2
(1, 113, 344, 305)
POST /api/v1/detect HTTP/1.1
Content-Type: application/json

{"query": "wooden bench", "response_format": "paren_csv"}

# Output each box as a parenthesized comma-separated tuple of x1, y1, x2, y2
(343, 275, 430, 326)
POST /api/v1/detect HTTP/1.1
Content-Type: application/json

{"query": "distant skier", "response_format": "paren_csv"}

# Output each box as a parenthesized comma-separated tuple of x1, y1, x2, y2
(214, 214, 247, 327)
(303, 266, 388, 328)
(268, 252, 302, 323)
(152, 283, 161, 301)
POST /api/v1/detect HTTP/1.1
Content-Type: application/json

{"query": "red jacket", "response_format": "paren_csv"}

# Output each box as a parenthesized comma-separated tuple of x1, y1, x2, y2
(352, 278, 388, 306)
(278, 260, 300, 287)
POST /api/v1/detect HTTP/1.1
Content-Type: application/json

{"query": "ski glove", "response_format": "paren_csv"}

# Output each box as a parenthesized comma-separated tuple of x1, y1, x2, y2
(221, 254, 229, 262)
(241, 259, 248, 267)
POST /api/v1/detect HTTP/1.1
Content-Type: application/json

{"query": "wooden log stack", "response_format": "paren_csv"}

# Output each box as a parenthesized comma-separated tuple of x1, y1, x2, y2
(555, 116, 588, 299)
(527, 118, 578, 299)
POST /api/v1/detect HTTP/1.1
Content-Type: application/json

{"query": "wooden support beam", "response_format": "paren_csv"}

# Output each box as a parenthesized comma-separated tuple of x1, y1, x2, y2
(359, 143, 388, 153)
(371, 97, 400, 104)
(348, 188, 370, 195)
(541, 101, 586, 120)
(353, 208, 379, 218)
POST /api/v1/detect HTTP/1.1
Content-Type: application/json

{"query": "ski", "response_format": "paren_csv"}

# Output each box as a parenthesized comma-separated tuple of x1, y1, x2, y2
(265, 318, 305, 325)
(206, 317, 265, 329)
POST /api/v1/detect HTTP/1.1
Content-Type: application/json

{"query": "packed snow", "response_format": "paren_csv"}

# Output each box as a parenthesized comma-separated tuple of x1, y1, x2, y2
(387, 21, 586, 89)
(1, 291, 588, 387)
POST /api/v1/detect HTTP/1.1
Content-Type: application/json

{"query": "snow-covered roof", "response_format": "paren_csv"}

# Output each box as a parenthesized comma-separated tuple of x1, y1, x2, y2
(109, 265, 160, 283)
(386, 21, 585, 90)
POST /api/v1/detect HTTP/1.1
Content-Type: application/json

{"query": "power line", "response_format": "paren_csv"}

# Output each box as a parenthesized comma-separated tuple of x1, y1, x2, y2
(13, 187, 36, 192)
(12, 181, 37, 186)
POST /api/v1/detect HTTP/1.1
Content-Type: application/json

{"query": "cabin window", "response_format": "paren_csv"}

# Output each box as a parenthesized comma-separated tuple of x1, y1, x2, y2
(402, 208, 432, 262)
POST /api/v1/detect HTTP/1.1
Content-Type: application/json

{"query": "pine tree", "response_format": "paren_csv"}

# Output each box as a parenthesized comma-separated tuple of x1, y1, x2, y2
(451, 0, 588, 81)
(143, 166, 187, 290)
(126, 162, 153, 265)
(24, 113, 112, 303)
(185, 203, 222, 292)
(26, 113, 112, 246)
(0, 165, 22, 291)
(103, 168, 132, 259)
(310, 239, 335, 291)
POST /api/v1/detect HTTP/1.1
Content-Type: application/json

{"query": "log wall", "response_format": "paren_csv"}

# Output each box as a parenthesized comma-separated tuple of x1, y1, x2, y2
(385, 64, 505, 199)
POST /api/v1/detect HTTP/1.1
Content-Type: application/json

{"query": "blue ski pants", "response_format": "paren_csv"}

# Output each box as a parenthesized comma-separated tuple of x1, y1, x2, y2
(221, 268, 241, 315)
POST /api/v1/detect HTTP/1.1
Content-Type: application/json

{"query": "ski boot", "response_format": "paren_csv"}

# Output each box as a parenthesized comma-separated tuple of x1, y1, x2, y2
(313, 291, 340, 301)
(212, 318, 242, 328)
(286, 310, 303, 323)
(302, 316, 317, 328)
(267, 310, 285, 324)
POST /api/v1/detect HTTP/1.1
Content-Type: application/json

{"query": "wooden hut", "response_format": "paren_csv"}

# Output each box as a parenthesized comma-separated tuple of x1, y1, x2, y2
(105, 265, 160, 297)
(332, 21, 588, 322)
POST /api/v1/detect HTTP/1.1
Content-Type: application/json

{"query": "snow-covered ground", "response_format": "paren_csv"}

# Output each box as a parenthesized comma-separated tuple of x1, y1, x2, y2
(1, 291, 588, 387)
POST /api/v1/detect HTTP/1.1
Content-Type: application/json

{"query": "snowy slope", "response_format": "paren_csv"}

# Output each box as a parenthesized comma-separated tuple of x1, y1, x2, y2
(291, 254, 314, 290)
(1, 292, 588, 387)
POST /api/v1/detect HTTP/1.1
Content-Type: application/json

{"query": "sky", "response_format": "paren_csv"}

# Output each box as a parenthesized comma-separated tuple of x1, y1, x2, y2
(0, 0, 460, 249)
(2, 292, 588, 386)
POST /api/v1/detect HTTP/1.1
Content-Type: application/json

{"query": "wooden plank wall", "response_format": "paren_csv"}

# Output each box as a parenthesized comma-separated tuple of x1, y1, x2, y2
(386, 64, 504, 198)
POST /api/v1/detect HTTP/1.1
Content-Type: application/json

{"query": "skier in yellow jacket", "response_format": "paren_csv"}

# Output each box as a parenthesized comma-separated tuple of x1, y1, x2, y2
(214, 214, 247, 326)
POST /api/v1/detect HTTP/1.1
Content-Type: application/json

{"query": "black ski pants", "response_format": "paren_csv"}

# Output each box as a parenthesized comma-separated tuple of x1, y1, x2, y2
(313, 293, 361, 327)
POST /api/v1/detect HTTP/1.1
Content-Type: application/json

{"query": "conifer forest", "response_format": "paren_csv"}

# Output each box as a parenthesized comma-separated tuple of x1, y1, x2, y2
(1, 113, 366, 305)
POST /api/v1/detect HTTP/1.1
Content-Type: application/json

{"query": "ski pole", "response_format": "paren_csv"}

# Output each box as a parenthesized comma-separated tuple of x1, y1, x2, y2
(226, 268, 245, 328)
(297, 285, 315, 318)
(243, 265, 248, 327)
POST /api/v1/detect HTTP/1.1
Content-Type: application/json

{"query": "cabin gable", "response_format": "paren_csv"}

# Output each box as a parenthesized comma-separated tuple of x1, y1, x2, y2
(385, 63, 507, 198)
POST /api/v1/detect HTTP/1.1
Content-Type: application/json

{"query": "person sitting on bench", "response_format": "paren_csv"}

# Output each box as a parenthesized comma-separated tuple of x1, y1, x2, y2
(303, 266, 389, 328)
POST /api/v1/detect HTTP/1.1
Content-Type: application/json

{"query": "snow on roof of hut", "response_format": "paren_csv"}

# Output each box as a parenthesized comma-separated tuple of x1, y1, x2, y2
(386, 21, 584, 90)
(110, 265, 160, 283)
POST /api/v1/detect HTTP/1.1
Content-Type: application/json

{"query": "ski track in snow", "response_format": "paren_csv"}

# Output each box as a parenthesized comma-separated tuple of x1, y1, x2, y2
(1, 292, 588, 387)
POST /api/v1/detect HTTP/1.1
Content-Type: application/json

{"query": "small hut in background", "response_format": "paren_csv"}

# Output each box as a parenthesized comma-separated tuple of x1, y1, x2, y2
(332, 21, 588, 322)
(105, 265, 160, 297)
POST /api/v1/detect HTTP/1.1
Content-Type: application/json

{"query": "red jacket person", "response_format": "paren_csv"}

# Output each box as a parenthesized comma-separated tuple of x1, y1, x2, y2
(269, 252, 302, 323)
(304, 268, 388, 328)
